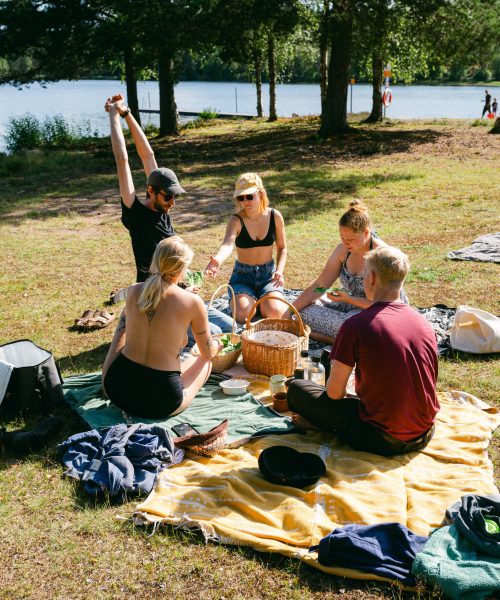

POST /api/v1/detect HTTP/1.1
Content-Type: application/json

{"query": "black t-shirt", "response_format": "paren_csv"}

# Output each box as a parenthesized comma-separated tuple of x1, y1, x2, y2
(121, 196, 175, 282)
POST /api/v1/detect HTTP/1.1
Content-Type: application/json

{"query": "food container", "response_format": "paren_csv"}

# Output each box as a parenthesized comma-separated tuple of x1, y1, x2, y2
(269, 374, 287, 396)
(272, 392, 289, 412)
(219, 379, 250, 396)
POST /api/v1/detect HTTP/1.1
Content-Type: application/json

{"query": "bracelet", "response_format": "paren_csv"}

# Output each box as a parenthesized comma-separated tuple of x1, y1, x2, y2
(120, 108, 130, 119)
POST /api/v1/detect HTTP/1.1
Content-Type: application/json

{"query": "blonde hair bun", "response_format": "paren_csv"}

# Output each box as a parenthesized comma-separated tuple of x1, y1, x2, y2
(348, 199, 368, 213)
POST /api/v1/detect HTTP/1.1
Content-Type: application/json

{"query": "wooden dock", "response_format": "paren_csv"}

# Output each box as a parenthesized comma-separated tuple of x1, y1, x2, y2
(139, 109, 255, 120)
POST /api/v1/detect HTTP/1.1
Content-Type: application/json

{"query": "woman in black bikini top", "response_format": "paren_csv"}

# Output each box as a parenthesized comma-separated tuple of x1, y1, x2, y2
(205, 172, 287, 323)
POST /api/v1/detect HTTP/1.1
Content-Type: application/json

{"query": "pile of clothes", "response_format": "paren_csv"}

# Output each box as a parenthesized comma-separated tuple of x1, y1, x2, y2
(413, 494, 500, 599)
(59, 423, 185, 504)
(310, 494, 500, 596)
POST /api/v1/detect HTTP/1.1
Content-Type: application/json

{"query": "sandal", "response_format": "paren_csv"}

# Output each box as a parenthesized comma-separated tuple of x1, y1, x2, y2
(74, 309, 115, 332)
(84, 310, 115, 331)
(108, 287, 127, 304)
(74, 309, 95, 329)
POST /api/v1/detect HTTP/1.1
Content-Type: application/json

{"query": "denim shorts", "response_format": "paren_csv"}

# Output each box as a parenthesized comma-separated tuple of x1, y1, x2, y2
(229, 260, 284, 300)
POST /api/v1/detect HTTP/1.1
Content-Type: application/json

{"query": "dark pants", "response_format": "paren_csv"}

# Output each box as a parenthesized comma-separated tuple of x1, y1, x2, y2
(287, 379, 434, 457)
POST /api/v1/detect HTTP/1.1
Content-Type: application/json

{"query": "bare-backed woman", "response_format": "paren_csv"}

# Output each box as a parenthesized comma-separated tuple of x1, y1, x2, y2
(102, 237, 222, 418)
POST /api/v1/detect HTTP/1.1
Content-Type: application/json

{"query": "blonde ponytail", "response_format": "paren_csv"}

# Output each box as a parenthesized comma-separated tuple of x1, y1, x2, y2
(137, 237, 194, 313)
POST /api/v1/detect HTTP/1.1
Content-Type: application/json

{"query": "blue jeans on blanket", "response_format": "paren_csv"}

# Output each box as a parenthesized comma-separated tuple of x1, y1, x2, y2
(187, 306, 235, 348)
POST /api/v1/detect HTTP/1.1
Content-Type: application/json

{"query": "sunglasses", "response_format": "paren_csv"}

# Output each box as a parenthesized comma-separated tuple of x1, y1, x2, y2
(158, 191, 178, 201)
(236, 194, 256, 202)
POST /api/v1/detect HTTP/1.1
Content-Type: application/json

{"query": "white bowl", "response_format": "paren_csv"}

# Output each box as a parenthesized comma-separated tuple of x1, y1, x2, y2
(219, 379, 250, 396)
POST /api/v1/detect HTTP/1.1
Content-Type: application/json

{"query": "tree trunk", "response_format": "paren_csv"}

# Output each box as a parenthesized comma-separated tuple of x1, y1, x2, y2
(365, 53, 383, 122)
(490, 117, 500, 134)
(253, 49, 263, 118)
(123, 45, 141, 127)
(319, 4, 353, 137)
(267, 33, 277, 122)
(158, 49, 178, 136)
(319, 1, 330, 116)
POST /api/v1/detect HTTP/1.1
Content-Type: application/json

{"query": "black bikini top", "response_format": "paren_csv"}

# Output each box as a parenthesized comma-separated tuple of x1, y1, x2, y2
(234, 209, 276, 249)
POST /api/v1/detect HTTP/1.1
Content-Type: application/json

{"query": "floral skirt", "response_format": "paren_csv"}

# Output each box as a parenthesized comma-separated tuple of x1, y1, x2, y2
(299, 298, 361, 341)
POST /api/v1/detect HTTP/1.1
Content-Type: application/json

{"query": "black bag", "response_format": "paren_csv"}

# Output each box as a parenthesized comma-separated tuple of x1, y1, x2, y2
(0, 339, 64, 419)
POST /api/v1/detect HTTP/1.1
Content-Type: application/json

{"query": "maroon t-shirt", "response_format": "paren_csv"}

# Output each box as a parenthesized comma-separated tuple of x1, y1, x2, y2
(330, 302, 439, 441)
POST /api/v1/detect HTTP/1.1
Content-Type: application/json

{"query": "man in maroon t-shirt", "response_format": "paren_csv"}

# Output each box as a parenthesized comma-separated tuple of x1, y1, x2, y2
(288, 246, 439, 456)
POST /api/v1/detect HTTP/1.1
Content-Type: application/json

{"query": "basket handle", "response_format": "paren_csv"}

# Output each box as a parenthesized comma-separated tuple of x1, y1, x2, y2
(244, 295, 306, 336)
(208, 284, 238, 339)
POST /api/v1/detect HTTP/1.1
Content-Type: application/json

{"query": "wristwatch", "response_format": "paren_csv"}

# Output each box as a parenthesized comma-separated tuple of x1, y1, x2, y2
(120, 108, 130, 119)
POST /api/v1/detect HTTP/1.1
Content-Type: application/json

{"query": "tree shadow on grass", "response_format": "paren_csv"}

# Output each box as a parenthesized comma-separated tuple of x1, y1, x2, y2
(128, 522, 419, 598)
(0, 118, 446, 228)
(58, 343, 109, 376)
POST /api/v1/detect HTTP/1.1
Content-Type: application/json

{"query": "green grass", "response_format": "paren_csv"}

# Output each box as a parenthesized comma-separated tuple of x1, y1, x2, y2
(0, 115, 498, 598)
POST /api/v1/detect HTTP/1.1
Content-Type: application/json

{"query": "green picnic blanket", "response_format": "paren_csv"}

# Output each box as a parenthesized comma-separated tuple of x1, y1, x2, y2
(62, 373, 297, 446)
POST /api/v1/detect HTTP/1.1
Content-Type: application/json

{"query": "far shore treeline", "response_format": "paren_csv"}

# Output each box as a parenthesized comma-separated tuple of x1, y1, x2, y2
(0, 0, 498, 137)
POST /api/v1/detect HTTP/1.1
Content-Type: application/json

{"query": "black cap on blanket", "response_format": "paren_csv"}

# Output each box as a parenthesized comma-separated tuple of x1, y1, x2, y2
(258, 446, 326, 488)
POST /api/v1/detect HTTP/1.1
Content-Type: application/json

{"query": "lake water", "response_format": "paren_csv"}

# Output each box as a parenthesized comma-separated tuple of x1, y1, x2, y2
(0, 79, 492, 150)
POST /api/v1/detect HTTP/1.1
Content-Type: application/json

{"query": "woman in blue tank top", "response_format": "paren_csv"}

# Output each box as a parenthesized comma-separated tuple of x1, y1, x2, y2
(289, 200, 409, 344)
(205, 173, 287, 323)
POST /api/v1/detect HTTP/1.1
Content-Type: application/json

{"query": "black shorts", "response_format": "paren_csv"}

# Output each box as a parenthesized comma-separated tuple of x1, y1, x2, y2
(104, 353, 183, 419)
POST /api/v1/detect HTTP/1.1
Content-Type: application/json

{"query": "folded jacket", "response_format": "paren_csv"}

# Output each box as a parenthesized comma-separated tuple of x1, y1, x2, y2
(310, 522, 428, 585)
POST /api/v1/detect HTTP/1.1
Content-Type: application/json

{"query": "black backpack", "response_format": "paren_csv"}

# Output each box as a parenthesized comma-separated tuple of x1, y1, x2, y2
(0, 339, 64, 420)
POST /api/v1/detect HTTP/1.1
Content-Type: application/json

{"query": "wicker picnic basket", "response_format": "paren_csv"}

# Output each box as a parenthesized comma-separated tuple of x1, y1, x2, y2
(241, 296, 310, 377)
(207, 284, 241, 373)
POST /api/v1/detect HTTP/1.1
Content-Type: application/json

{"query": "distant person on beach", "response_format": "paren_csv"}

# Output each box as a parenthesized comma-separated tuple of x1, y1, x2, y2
(105, 93, 232, 341)
(492, 98, 498, 117)
(482, 90, 492, 118)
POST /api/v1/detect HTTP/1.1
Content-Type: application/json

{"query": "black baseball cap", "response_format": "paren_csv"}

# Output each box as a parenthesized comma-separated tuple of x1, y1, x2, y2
(147, 167, 186, 196)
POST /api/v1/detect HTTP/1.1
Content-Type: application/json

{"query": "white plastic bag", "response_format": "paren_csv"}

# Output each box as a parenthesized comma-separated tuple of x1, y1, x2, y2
(449, 306, 500, 354)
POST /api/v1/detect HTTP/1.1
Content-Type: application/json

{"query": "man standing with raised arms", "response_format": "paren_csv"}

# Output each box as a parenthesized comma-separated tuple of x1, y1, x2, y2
(288, 246, 439, 456)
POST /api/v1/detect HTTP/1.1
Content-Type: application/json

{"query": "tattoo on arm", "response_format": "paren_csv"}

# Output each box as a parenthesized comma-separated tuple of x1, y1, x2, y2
(196, 329, 207, 335)
(206, 336, 214, 350)
(116, 312, 126, 334)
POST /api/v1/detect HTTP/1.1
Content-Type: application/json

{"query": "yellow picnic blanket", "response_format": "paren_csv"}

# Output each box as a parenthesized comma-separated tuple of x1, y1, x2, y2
(135, 391, 499, 583)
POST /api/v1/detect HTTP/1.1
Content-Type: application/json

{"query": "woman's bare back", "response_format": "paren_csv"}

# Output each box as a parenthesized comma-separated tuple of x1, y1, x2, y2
(122, 283, 196, 371)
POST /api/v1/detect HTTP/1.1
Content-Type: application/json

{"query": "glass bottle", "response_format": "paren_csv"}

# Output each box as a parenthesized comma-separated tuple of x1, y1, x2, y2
(308, 356, 326, 387)
(298, 350, 312, 379)
(293, 367, 305, 380)
(269, 374, 287, 396)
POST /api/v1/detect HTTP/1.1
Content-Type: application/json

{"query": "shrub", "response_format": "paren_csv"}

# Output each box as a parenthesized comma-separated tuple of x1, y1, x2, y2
(5, 114, 43, 152)
(4, 113, 101, 152)
(42, 115, 76, 146)
(198, 107, 218, 120)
